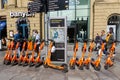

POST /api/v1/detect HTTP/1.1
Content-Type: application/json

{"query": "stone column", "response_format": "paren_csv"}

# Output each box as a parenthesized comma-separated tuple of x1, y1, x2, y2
(0, 0, 1, 9)
(90, 0, 95, 39)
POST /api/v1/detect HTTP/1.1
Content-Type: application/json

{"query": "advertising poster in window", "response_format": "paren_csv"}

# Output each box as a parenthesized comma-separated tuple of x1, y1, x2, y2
(107, 25, 116, 40)
(50, 28, 65, 42)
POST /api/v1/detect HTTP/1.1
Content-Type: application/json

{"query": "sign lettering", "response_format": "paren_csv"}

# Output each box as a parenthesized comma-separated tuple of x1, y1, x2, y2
(10, 12, 35, 18)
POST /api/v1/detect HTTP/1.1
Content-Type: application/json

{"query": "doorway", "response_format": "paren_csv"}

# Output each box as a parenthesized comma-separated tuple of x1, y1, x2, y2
(68, 28, 75, 43)
(0, 16, 7, 38)
(16, 18, 29, 39)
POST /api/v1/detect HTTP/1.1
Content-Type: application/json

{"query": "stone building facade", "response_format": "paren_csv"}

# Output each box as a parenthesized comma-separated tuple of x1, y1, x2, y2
(0, 0, 120, 41)
(91, 0, 120, 41)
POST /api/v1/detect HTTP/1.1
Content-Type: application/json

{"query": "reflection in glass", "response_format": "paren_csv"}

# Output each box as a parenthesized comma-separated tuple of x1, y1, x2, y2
(49, 0, 89, 43)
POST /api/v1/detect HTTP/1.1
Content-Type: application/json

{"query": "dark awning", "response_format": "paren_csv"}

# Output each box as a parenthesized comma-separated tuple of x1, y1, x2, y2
(0, 22, 6, 30)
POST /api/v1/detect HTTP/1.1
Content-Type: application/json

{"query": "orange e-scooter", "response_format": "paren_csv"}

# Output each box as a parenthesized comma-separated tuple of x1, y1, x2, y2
(29, 42, 37, 67)
(76, 40, 87, 70)
(84, 40, 94, 69)
(11, 40, 20, 65)
(91, 41, 105, 71)
(22, 41, 32, 66)
(69, 40, 78, 69)
(104, 41, 116, 70)
(35, 40, 45, 67)
(3, 39, 14, 65)
(43, 39, 68, 73)
(18, 39, 27, 65)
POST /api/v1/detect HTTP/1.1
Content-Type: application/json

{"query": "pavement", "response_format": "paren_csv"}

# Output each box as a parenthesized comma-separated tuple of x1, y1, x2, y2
(0, 43, 120, 80)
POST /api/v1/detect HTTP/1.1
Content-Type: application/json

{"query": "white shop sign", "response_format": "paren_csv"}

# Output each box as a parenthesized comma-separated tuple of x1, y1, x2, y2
(10, 12, 35, 18)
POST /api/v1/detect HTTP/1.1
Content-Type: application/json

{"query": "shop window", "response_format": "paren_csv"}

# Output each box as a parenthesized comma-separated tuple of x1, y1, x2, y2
(49, 0, 90, 43)
(1, 0, 7, 9)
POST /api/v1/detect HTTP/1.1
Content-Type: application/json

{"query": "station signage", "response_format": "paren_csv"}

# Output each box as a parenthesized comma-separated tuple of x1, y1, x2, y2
(49, 17, 67, 63)
(48, 0, 69, 11)
(28, 0, 69, 13)
(10, 12, 35, 18)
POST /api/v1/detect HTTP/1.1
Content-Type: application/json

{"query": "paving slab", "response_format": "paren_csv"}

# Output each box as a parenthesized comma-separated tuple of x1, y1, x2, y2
(0, 44, 120, 80)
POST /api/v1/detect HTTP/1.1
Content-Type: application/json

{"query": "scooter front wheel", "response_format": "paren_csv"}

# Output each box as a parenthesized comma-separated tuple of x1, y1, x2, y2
(11, 60, 18, 66)
(79, 64, 84, 70)
(94, 64, 101, 71)
(104, 64, 109, 70)
(3, 59, 11, 65)
(43, 64, 48, 68)
(85, 64, 90, 70)
(29, 62, 34, 67)
(69, 63, 75, 70)
(35, 62, 43, 68)
(22, 61, 28, 67)
(18, 60, 23, 66)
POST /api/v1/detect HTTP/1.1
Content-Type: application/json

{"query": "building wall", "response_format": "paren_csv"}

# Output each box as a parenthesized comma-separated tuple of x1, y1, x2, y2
(1, 0, 120, 40)
(93, 0, 120, 38)
(17, 0, 29, 7)
(0, 0, 44, 39)
(8, 0, 15, 6)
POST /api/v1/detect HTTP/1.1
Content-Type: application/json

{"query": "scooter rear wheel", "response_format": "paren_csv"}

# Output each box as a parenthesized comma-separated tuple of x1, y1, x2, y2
(43, 64, 48, 68)
(61, 64, 68, 73)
